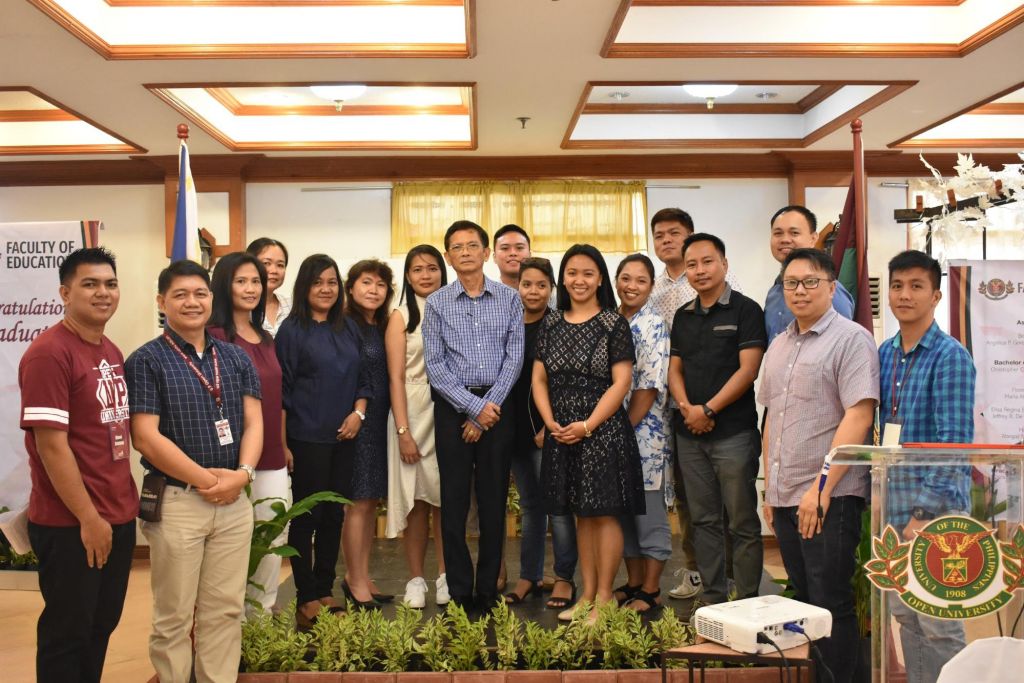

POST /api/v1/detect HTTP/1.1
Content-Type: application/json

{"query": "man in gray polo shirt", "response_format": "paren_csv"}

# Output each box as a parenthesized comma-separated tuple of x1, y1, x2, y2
(758, 248, 878, 683)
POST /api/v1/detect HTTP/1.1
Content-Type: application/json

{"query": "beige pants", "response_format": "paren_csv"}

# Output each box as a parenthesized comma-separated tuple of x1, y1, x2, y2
(142, 486, 254, 683)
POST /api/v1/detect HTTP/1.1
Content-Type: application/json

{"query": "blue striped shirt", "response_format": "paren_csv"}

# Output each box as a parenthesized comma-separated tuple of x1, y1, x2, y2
(125, 328, 261, 475)
(879, 320, 976, 527)
(422, 277, 524, 419)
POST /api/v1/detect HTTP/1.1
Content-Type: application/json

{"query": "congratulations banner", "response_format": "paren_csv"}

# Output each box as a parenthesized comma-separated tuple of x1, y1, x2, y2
(0, 221, 100, 538)
(948, 259, 1024, 444)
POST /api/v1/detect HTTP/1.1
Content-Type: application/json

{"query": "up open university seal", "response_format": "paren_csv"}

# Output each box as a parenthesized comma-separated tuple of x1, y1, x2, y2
(866, 516, 1024, 620)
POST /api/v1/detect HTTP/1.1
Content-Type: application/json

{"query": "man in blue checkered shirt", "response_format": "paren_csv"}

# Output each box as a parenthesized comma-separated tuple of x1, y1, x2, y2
(879, 250, 976, 683)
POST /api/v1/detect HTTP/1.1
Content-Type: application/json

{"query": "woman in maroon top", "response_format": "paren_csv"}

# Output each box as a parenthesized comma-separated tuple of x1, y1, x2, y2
(208, 251, 290, 614)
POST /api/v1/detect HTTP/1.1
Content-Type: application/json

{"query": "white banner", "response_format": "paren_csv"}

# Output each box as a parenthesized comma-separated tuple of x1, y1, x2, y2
(948, 259, 1024, 444)
(0, 221, 100, 535)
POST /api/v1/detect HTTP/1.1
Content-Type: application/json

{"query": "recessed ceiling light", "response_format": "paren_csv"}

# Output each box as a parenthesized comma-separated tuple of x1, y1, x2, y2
(609, 91, 630, 101)
(682, 84, 737, 110)
(755, 91, 779, 100)
(310, 84, 367, 111)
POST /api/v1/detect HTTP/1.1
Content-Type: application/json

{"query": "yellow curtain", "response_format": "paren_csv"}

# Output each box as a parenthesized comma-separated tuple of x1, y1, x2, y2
(391, 180, 647, 254)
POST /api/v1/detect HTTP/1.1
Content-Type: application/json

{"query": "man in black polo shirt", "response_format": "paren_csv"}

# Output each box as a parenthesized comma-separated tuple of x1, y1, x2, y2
(667, 233, 767, 607)
(126, 260, 262, 683)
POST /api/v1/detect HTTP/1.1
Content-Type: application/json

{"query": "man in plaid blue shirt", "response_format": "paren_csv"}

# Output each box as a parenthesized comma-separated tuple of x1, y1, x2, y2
(879, 250, 976, 683)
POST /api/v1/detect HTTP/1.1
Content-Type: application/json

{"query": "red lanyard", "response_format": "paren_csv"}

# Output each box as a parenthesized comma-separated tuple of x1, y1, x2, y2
(163, 333, 222, 413)
(889, 346, 919, 418)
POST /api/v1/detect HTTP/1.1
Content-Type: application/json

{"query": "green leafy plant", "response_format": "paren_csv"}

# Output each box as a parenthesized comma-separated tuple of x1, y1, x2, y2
(593, 601, 656, 669)
(522, 620, 561, 670)
(553, 601, 597, 670)
(649, 605, 693, 665)
(447, 602, 491, 671)
(241, 600, 314, 673)
(247, 490, 348, 607)
(490, 598, 523, 670)
(380, 604, 423, 672)
(416, 611, 454, 672)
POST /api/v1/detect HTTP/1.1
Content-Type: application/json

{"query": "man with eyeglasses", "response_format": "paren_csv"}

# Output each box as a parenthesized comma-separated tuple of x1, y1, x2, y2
(765, 205, 855, 343)
(758, 248, 878, 683)
(422, 220, 524, 614)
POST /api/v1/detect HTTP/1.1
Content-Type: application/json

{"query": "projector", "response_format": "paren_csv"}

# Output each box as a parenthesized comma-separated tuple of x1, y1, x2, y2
(693, 595, 832, 655)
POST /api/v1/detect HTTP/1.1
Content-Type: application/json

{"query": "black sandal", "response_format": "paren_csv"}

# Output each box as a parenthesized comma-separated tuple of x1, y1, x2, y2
(614, 583, 642, 607)
(626, 588, 662, 612)
(504, 580, 542, 604)
(545, 578, 576, 609)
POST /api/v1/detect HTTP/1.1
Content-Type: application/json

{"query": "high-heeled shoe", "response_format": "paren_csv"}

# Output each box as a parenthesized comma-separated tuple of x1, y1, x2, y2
(342, 579, 382, 610)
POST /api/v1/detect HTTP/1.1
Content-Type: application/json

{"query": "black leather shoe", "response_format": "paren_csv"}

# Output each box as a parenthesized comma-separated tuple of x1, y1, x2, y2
(341, 580, 382, 610)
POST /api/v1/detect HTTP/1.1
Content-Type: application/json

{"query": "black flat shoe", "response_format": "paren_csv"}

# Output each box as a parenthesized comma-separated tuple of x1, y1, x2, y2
(625, 588, 662, 612)
(613, 583, 642, 607)
(504, 581, 542, 604)
(342, 580, 382, 610)
(372, 592, 395, 603)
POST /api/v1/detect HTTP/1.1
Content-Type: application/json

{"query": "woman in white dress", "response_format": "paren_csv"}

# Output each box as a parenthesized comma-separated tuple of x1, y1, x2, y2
(247, 237, 292, 337)
(384, 244, 448, 608)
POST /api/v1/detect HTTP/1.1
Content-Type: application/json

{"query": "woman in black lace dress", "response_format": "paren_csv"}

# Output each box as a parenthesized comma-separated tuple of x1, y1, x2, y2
(341, 259, 395, 608)
(532, 244, 644, 622)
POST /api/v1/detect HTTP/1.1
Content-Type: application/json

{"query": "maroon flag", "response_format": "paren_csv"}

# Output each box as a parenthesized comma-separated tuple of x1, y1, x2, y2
(831, 179, 872, 331)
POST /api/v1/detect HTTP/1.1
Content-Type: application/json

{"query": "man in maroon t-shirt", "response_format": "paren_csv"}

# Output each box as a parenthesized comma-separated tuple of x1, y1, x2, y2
(19, 247, 138, 683)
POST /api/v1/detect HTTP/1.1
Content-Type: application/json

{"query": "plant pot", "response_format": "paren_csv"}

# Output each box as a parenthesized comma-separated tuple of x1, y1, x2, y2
(342, 674, 398, 682)
(389, 674, 452, 683)
(237, 674, 288, 683)
(503, 672, 560, 682)
(562, 672, 617, 682)
(451, 673, 507, 682)
(286, 674, 344, 682)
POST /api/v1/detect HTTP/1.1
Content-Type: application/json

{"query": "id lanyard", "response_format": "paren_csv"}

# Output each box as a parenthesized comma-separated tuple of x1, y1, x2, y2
(163, 334, 223, 418)
(883, 346, 918, 446)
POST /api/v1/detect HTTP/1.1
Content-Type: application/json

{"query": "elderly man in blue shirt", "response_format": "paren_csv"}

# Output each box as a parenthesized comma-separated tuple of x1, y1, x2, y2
(879, 250, 976, 683)
(764, 205, 855, 342)
(423, 220, 524, 613)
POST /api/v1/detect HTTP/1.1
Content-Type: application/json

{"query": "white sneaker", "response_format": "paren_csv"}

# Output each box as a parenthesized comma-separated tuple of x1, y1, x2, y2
(435, 573, 450, 606)
(403, 577, 428, 609)
(669, 568, 703, 600)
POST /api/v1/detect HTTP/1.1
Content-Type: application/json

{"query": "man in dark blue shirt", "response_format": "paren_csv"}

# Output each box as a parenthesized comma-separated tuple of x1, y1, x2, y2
(126, 260, 261, 683)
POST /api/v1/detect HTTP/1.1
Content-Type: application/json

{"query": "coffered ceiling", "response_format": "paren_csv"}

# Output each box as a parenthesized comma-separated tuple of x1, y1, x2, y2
(2, 0, 1024, 162)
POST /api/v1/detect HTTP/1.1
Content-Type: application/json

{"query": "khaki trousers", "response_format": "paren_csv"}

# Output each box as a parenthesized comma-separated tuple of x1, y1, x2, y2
(142, 486, 253, 683)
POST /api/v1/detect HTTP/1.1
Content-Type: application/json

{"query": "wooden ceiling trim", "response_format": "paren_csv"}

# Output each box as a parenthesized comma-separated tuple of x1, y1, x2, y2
(227, 104, 470, 117)
(147, 87, 238, 151)
(465, 0, 477, 58)
(230, 140, 475, 151)
(600, 0, 634, 58)
(892, 138, 1024, 149)
(796, 85, 843, 113)
(582, 103, 804, 114)
(0, 109, 78, 122)
(605, 41, 962, 58)
(561, 83, 594, 150)
(957, 5, 1024, 56)
(800, 82, 915, 147)
(206, 87, 243, 113)
(0, 144, 138, 155)
(971, 103, 1024, 115)
(105, 0, 464, 6)
(888, 79, 1024, 147)
(563, 138, 805, 150)
(633, 1, 965, 5)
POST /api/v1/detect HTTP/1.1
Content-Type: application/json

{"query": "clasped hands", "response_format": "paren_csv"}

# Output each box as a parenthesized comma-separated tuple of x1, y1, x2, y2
(543, 420, 589, 445)
(462, 401, 501, 443)
(196, 467, 248, 506)
(680, 403, 714, 435)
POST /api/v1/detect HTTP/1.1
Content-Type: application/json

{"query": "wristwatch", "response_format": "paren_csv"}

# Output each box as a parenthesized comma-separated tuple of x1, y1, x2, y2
(397, 425, 409, 435)
(911, 506, 935, 521)
(702, 404, 717, 419)
(354, 409, 366, 421)
(238, 464, 256, 484)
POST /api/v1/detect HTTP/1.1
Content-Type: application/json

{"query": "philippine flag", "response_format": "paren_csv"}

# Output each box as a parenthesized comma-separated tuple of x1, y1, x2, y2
(171, 139, 201, 263)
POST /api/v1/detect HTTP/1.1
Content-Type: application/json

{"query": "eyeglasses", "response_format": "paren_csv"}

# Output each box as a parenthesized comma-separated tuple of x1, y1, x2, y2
(782, 277, 832, 291)
(448, 242, 483, 254)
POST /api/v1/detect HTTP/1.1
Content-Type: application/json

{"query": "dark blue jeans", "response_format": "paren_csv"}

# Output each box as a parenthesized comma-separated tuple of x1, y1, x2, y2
(772, 495, 865, 683)
(511, 446, 577, 583)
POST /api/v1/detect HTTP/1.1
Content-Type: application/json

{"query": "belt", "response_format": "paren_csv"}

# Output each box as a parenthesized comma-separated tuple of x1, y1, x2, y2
(466, 385, 492, 397)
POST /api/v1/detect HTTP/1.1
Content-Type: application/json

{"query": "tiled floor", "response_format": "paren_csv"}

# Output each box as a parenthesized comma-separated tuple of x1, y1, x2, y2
(0, 537, 788, 683)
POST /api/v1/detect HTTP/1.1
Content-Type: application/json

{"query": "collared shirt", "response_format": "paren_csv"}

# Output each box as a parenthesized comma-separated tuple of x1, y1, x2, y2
(758, 308, 879, 507)
(880, 320, 976, 526)
(422, 276, 524, 418)
(262, 292, 292, 338)
(651, 267, 742, 332)
(764, 277, 855, 343)
(125, 327, 261, 476)
(275, 315, 371, 444)
(671, 285, 767, 440)
(624, 302, 671, 491)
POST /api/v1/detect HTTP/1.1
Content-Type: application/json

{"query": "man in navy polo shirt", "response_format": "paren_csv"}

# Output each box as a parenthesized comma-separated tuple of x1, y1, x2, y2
(126, 259, 262, 683)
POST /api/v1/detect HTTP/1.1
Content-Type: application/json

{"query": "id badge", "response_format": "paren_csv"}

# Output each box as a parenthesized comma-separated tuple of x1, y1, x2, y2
(215, 418, 234, 446)
(882, 417, 903, 447)
(110, 420, 130, 461)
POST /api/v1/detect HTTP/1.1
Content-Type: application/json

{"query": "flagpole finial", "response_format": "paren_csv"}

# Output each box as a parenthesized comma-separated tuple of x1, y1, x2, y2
(851, 118, 862, 134)
(177, 123, 190, 141)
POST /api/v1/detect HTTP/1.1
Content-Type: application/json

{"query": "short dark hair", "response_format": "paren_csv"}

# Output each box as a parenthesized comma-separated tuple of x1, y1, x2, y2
(493, 224, 531, 247)
(781, 247, 836, 281)
(345, 259, 395, 328)
(889, 249, 941, 290)
(59, 247, 117, 285)
(615, 253, 655, 281)
(556, 244, 617, 311)
(770, 205, 818, 234)
(400, 244, 448, 334)
(519, 256, 555, 286)
(158, 260, 210, 294)
(289, 254, 345, 330)
(444, 220, 489, 251)
(245, 237, 289, 265)
(682, 232, 726, 260)
(650, 207, 694, 233)
(208, 252, 270, 344)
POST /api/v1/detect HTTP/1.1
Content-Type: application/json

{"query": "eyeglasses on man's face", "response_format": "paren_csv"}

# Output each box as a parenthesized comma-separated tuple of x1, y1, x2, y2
(781, 277, 832, 291)
(448, 242, 484, 254)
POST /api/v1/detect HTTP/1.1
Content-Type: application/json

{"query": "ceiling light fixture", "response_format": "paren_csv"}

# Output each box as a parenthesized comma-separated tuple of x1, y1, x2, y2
(755, 91, 779, 100)
(309, 84, 367, 111)
(682, 84, 738, 110)
(609, 91, 630, 101)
